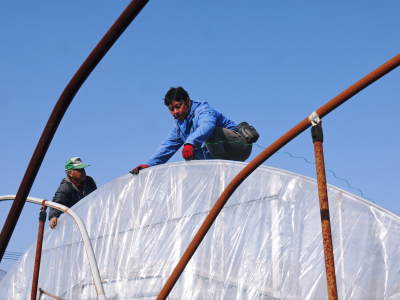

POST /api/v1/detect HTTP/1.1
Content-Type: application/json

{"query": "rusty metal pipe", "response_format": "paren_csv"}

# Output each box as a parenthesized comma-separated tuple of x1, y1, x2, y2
(311, 123, 338, 300)
(31, 206, 47, 300)
(0, 0, 150, 262)
(157, 53, 400, 299)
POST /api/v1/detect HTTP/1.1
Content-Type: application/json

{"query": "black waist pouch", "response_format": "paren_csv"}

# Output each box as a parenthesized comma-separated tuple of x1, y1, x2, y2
(236, 122, 260, 143)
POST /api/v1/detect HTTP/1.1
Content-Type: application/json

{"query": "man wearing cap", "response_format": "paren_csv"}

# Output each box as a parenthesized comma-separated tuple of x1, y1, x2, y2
(48, 157, 97, 229)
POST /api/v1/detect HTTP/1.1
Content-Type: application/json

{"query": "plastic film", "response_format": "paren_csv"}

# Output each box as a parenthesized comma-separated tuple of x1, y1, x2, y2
(1, 161, 400, 299)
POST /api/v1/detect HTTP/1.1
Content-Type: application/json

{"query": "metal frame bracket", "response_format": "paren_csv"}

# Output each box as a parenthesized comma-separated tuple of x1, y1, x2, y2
(308, 111, 321, 126)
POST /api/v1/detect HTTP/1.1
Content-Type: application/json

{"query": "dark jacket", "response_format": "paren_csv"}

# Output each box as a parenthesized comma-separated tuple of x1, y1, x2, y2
(147, 101, 237, 166)
(48, 176, 97, 220)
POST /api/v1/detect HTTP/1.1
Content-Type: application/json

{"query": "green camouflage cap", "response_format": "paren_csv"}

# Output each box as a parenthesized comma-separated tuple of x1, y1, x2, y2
(65, 157, 90, 171)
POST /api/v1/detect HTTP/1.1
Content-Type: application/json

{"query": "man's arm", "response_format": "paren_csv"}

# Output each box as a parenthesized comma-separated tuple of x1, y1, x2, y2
(185, 109, 217, 148)
(146, 126, 184, 166)
(48, 182, 70, 228)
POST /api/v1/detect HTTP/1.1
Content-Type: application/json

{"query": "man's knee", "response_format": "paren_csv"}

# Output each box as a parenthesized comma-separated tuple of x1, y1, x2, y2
(206, 127, 252, 161)
(227, 142, 252, 161)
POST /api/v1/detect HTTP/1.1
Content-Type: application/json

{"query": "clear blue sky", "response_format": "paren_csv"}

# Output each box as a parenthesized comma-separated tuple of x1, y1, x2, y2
(1, 1, 399, 271)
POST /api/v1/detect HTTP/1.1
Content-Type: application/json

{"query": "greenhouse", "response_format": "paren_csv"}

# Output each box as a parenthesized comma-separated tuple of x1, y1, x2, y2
(1, 161, 400, 299)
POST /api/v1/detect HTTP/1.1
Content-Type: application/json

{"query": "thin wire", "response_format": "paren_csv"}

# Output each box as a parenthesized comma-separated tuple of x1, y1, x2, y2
(3, 257, 20, 261)
(2, 251, 23, 261)
(4, 251, 22, 255)
(254, 143, 368, 200)
(197, 140, 367, 199)
(192, 140, 368, 199)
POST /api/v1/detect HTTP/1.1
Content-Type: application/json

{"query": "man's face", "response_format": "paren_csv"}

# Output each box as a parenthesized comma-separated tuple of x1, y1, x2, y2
(168, 99, 190, 121)
(68, 168, 87, 183)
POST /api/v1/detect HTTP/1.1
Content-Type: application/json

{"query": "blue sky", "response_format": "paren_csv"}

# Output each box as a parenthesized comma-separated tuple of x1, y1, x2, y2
(1, 1, 399, 271)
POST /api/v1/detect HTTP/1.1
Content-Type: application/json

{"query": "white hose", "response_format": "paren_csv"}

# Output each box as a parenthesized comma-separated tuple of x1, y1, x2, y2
(0, 195, 106, 299)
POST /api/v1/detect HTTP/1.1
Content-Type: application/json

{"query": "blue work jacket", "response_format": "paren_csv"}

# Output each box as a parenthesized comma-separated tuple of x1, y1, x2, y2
(147, 101, 237, 166)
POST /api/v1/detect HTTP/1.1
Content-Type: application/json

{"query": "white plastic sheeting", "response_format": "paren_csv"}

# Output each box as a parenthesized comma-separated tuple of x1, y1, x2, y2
(1, 161, 400, 299)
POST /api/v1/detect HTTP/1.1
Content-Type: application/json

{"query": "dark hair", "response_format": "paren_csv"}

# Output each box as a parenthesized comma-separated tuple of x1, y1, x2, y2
(164, 87, 190, 106)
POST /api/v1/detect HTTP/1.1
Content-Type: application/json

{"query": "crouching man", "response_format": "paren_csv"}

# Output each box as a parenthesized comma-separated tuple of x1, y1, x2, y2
(131, 86, 259, 174)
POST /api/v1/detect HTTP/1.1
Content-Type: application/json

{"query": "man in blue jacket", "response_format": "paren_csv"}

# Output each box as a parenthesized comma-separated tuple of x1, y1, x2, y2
(131, 87, 254, 174)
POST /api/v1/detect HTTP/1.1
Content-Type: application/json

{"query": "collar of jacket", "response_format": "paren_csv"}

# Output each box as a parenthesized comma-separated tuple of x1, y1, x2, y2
(65, 176, 84, 193)
(176, 100, 200, 125)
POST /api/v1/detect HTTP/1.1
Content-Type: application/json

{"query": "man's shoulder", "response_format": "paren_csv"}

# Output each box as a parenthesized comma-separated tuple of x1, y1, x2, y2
(57, 178, 73, 192)
(193, 100, 209, 108)
(85, 176, 97, 188)
(86, 176, 96, 184)
(192, 101, 215, 114)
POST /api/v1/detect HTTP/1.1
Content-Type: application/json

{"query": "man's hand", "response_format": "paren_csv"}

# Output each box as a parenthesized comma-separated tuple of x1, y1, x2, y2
(130, 164, 150, 175)
(182, 144, 195, 160)
(49, 217, 58, 229)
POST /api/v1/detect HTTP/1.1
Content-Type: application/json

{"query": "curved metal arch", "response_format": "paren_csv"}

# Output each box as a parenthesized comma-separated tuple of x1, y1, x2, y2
(0, 0, 150, 261)
(157, 53, 400, 299)
(0, 195, 106, 299)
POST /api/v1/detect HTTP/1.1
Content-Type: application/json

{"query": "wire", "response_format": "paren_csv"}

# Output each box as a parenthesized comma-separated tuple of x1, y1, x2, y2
(196, 140, 367, 199)
(254, 143, 368, 200)
(2, 251, 23, 261)
(4, 251, 22, 255)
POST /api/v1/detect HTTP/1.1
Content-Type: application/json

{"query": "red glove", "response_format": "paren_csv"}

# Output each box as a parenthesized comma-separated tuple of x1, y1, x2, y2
(182, 144, 195, 160)
(130, 164, 149, 175)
